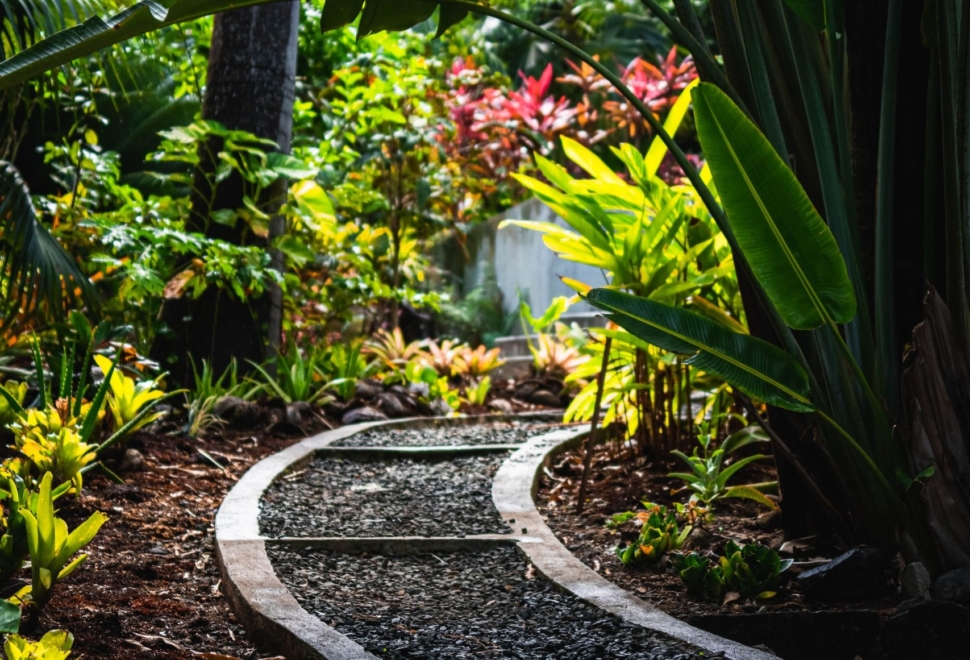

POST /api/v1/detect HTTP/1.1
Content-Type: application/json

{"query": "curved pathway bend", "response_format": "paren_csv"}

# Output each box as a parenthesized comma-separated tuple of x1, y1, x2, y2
(215, 414, 777, 660)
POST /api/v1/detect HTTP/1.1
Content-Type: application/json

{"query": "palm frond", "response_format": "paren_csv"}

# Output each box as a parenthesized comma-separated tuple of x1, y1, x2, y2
(0, 160, 96, 328)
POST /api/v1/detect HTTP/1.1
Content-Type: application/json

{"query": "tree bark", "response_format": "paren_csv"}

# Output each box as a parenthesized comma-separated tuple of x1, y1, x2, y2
(152, 2, 299, 385)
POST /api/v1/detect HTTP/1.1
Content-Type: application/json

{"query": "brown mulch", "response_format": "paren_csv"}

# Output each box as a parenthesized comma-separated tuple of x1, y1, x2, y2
(35, 411, 330, 660)
(536, 442, 903, 620)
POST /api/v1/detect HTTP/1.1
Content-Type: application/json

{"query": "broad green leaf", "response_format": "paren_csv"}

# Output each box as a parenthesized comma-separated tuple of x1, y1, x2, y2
(358, 0, 436, 37)
(0, 599, 19, 634)
(562, 136, 625, 185)
(724, 485, 779, 510)
(586, 288, 814, 412)
(435, 5, 468, 37)
(266, 153, 316, 180)
(692, 83, 856, 329)
(783, 0, 825, 30)
(645, 78, 699, 178)
(321, 0, 365, 30)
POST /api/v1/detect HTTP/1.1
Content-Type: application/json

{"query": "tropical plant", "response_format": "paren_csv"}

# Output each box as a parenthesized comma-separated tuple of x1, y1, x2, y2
(0, 382, 27, 428)
(668, 421, 777, 511)
(247, 346, 331, 406)
(453, 345, 504, 378)
(531, 333, 587, 379)
(608, 502, 691, 565)
(424, 339, 468, 377)
(18, 472, 107, 612)
(3, 630, 74, 660)
(674, 541, 793, 601)
(319, 342, 371, 402)
(92, 355, 167, 439)
(463, 376, 491, 406)
(363, 329, 428, 372)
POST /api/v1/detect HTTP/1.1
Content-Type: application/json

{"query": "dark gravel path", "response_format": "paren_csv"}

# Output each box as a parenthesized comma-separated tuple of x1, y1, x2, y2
(332, 420, 557, 447)
(269, 546, 708, 660)
(259, 453, 509, 537)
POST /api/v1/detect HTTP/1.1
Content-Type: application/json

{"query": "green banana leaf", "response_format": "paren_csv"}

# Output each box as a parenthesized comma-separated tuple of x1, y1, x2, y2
(0, 0, 474, 90)
(586, 288, 814, 412)
(692, 83, 856, 330)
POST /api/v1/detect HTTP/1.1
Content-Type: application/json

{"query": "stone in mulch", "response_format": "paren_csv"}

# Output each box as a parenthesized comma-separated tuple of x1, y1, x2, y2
(269, 545, 708, 660)
(332, 420, 557, 448)
(259, 454, 509, 538)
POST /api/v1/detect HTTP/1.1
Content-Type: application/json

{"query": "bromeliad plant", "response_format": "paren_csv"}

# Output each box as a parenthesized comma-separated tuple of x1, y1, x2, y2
(18, 473, 106, 613)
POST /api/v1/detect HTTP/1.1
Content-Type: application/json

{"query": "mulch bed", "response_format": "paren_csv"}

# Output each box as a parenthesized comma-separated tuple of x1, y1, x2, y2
(33, 408, 333, 660)
(536, 442, 903, 620)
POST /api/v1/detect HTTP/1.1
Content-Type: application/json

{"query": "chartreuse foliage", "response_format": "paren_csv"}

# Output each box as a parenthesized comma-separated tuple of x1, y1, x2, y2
(4, 630, 73, 660)
(20, 473, 106, 611)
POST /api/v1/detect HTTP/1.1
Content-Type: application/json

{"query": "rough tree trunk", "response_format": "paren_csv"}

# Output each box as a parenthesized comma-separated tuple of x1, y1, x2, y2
(901, 290, 970, 571)
(152, 2, 299, 384)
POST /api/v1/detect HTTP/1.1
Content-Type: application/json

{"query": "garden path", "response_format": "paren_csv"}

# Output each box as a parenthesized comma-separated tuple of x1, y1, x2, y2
(256, 421, 709, 660)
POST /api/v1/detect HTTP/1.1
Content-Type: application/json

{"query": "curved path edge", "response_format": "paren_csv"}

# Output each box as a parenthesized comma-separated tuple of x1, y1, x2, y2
(493, 428, 779, 660)
(214, 413, 557, 660)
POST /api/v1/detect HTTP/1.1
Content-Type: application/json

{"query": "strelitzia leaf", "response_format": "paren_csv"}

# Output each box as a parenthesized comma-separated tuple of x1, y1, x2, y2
(586, 288, 814, 412)
(358, 0, 436, 37)
(692, 83, 856, 330)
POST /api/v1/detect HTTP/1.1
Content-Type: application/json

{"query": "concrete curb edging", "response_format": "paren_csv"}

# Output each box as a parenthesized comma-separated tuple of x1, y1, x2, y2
(214, 413, 557, 660)
(493, 427, 779, 660)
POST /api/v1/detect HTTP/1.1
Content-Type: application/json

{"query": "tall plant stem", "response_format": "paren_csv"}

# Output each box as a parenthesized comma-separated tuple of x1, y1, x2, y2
(576, 337, 612, 514)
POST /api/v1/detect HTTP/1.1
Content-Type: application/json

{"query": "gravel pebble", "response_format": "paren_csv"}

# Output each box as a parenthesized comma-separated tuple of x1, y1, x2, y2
(333, 421, 556, 447)
(259, 454, 509, 537)
(269, 546, 707, 659)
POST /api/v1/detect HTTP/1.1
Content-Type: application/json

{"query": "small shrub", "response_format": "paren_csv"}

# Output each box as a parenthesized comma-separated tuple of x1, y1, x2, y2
(673, 541, 793, 600)
(668, 422, 777, 510)
(609, 503, 692, 565)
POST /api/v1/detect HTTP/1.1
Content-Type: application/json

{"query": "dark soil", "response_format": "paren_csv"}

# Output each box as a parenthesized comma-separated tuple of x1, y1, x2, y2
(536, 443, 903, 620)
(259, 453, 510, 538)
(37, 410, 331, 660)
(332, 419, 559, 447)
(269, 545, 709, 660)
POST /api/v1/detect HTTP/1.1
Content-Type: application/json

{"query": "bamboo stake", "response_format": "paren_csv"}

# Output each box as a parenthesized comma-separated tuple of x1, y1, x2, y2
(576, 337, 613, 514)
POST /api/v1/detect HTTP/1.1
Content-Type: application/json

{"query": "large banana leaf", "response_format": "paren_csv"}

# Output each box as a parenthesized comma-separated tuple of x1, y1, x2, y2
(586, 288, 814, 412)
(692, 82, 856, 330)
(0, 0, 476, 89)
(0, 161, 94, 326)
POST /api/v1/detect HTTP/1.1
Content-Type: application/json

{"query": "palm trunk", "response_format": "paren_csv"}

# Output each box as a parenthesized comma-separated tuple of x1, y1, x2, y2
(152, 1, 299, 384)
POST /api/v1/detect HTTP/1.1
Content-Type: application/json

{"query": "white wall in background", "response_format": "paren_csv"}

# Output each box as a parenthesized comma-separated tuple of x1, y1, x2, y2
(462, 198, 608, 314)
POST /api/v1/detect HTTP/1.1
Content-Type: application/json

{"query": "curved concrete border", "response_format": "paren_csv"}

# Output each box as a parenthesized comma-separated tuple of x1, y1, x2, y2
(492, 427, 778, 660)
(214, 412, 558, 660)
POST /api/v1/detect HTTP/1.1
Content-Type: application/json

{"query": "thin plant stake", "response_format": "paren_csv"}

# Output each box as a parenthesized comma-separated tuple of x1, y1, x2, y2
(576, 337, 612, 514)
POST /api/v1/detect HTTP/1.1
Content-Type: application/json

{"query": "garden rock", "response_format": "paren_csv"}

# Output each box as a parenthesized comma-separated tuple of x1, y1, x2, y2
(930, 567, 970, 604)
(488, 398, 513, 413)
(528, 389, 563, 408)
(407, 381, 430, 399)
(214, 396, 260, 427)
(430, 398, 454, 417)
(285, 402, 315, 427)
(341, 406, 388, 425)
(514, 380, 542, 400)
(119, 448, 145, 472)
(355, 379, 384, 400)
(796, 546, 890, 601)
(900, 562, 931, 600)
(376, 392, 413, 418)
